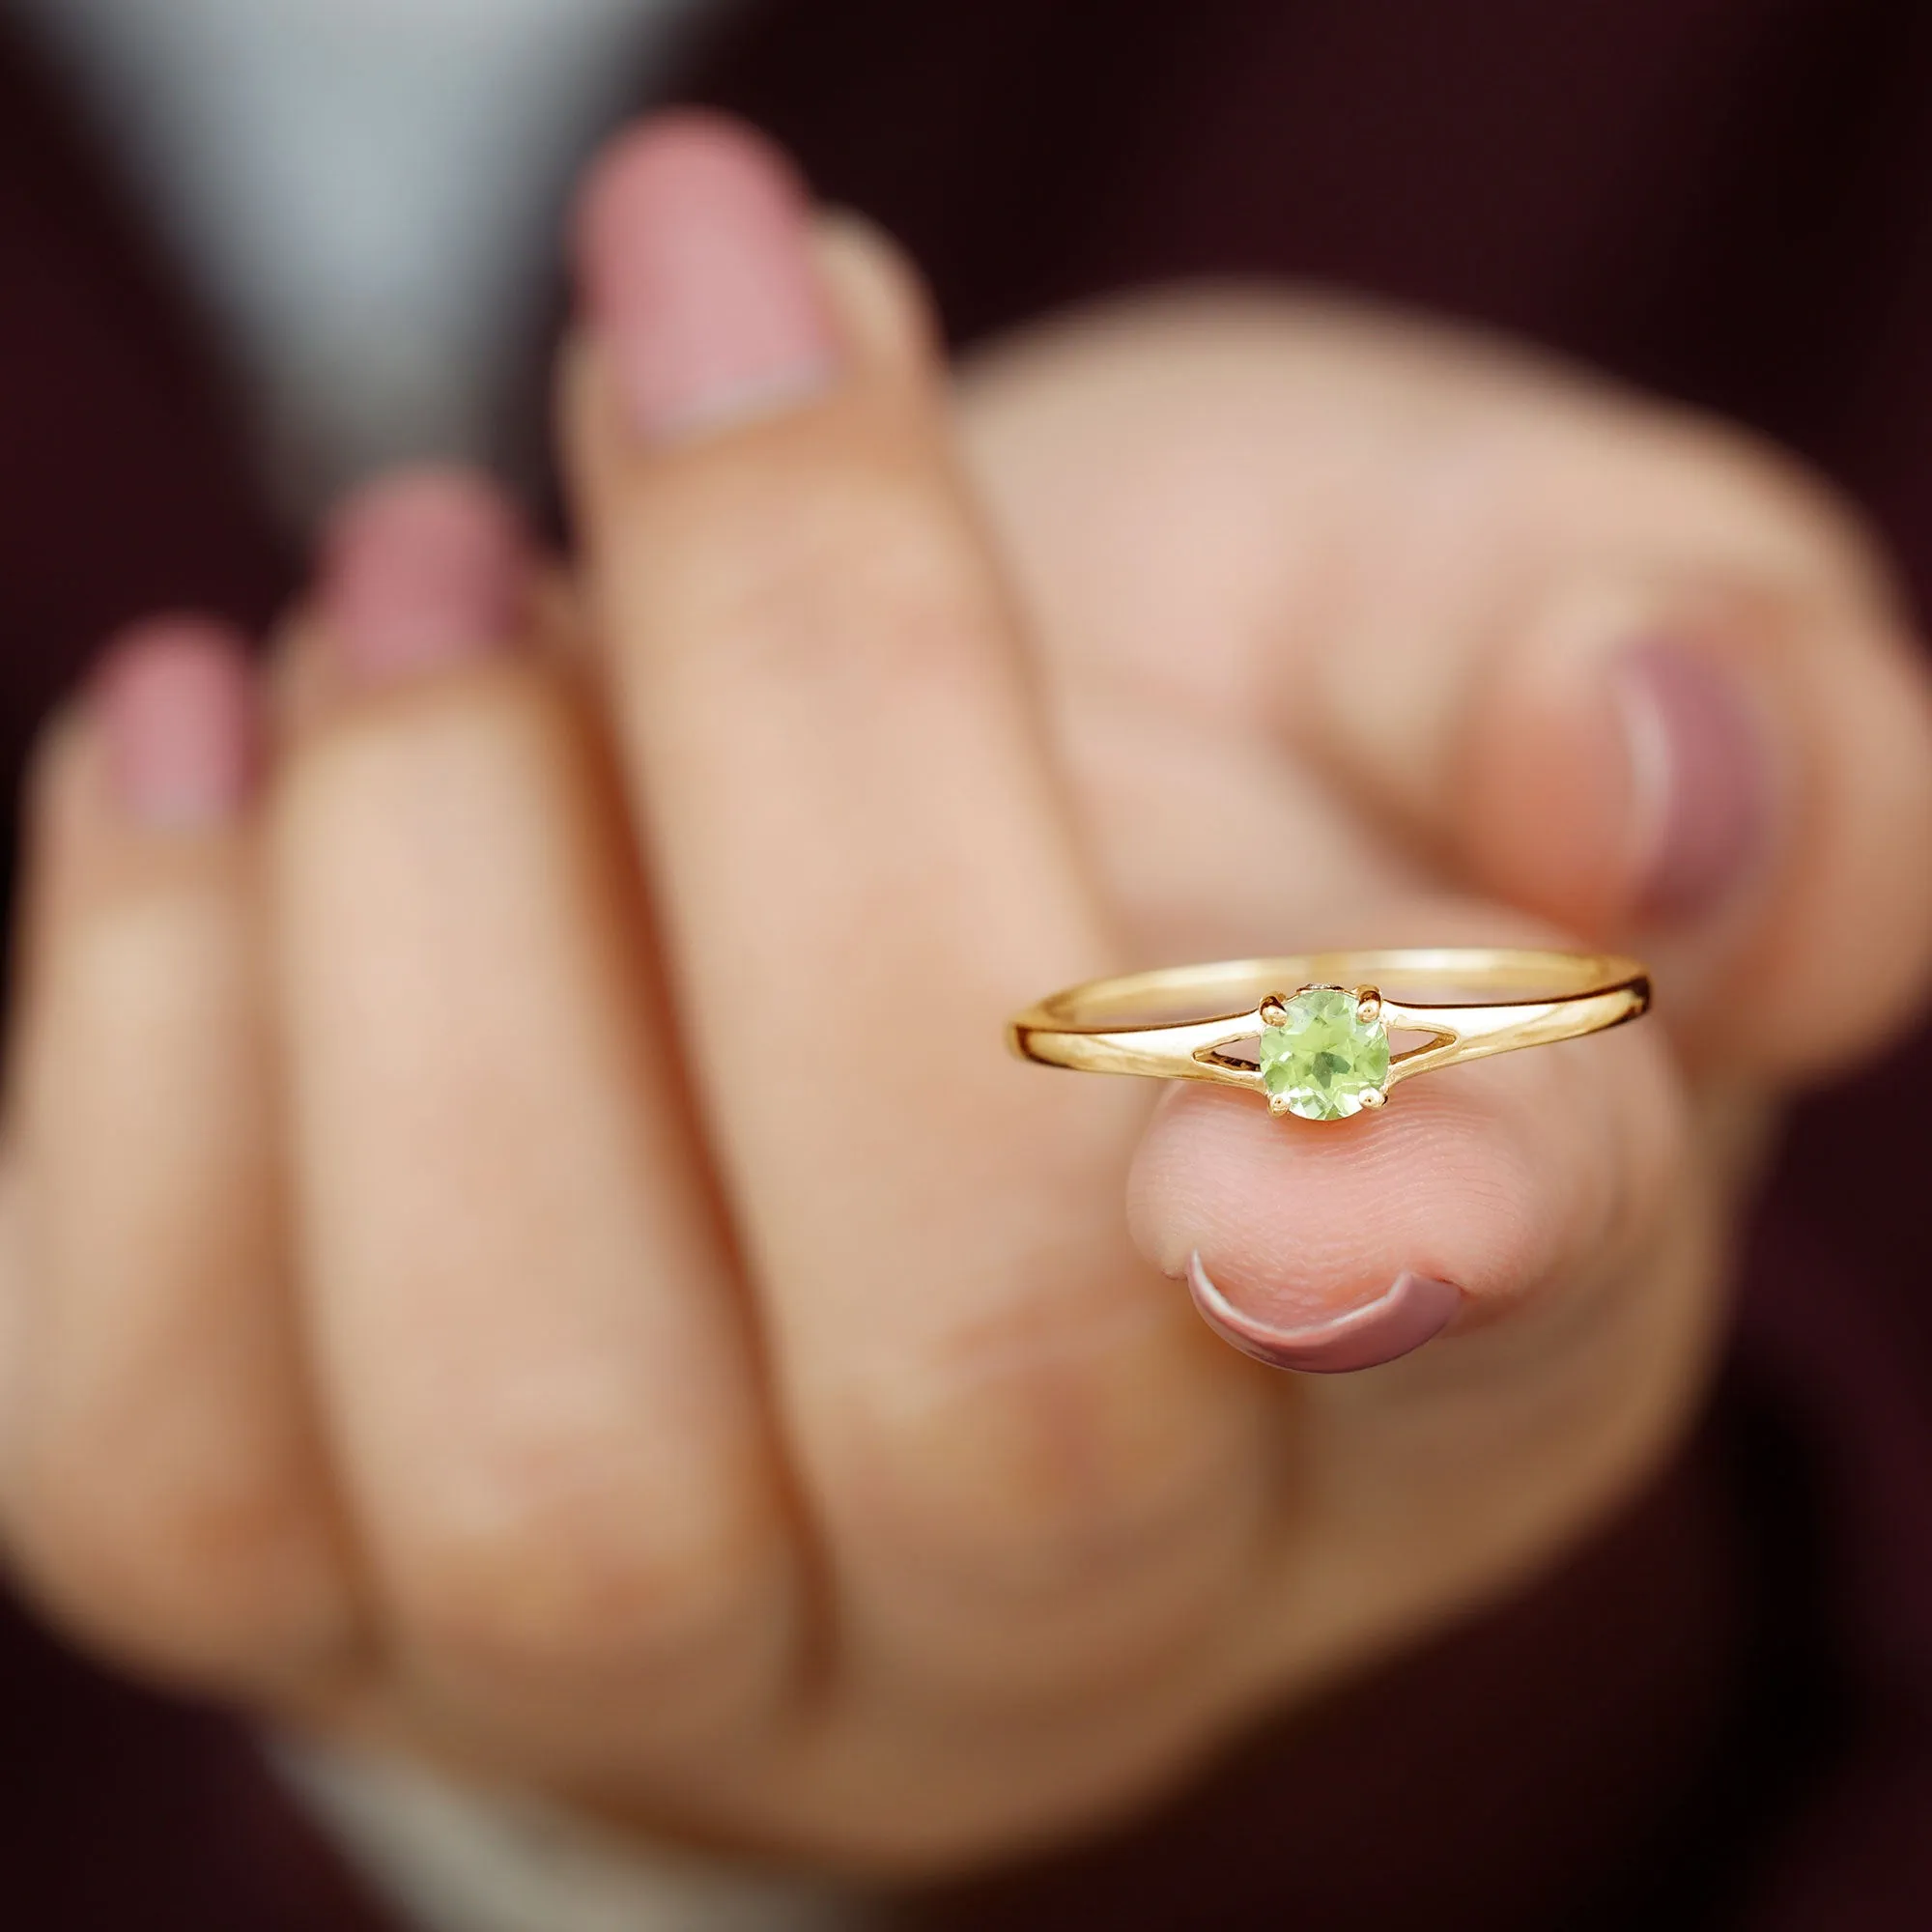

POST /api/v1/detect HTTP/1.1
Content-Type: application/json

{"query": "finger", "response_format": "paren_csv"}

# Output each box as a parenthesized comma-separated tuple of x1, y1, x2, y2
(954, 315, 1733, 1660)
(960, 299, 1932, 1078)
(565, 119, 1264, 1683)
(964, 325, 1712, 1377)
(1122, 910, 1695, 1370)
(0, 621, 355, 1690)
(272, 472, 795, 1766)
(1128, 982, 1721, 1696)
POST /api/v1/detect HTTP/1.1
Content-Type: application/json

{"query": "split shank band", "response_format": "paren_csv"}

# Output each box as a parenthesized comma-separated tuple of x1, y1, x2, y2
(1008, 949, 1651, 1119)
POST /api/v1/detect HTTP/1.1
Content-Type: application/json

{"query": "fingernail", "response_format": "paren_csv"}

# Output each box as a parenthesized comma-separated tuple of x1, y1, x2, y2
(1186, 1253, 1462, 1374)
(574, 112, 837, 440)
(318, 469, 532, 683)
(95, 618, 260, 829)
(1614, 640, 1773, 925)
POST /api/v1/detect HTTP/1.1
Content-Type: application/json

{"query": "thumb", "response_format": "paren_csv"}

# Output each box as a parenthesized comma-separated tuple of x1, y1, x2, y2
(963, 298, 1932, 1080)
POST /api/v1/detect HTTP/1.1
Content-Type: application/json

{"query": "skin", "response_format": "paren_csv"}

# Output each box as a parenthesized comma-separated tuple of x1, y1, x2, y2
(2, 119, 1931, 1878)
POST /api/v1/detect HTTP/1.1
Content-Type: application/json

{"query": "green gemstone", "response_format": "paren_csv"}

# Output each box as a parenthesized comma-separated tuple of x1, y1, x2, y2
(1258, 986, 1390, 1122)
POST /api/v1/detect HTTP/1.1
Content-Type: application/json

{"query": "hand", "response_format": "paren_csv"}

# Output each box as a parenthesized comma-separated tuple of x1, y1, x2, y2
(2, 115, 1929, 1875)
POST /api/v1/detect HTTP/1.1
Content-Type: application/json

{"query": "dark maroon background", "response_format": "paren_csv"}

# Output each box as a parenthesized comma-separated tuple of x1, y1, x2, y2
(4, 3, 1932, 1925)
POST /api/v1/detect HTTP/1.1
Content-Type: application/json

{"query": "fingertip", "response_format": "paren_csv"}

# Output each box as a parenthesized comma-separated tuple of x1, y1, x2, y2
(1462, 589, 1784, 947)
(1128, 1035, 1676, 1362)
(1614, 639, 1777, 928)
(571, 111, 837, 440)
(1474, 584, 1932, 1077)
(1130, 1082, 1526, 1318)
(92, 616, 261, 830)
(1728, 610, 1932, 1073)
(317, 467, 534, 683)
(574, 110, 812, 252)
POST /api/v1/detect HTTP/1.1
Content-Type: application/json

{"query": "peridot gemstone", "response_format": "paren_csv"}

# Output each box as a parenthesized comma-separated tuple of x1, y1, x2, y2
(1258, 986, 1390, 1121)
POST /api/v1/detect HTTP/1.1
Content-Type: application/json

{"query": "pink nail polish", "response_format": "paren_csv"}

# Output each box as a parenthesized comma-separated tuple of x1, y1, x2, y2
(1186, 1253, 1461, 1373)
(574, 112, 837, 440)
(95, 617, 260, 829)
(1615, 640, 1773, 926)
(318, 469, 532, 682)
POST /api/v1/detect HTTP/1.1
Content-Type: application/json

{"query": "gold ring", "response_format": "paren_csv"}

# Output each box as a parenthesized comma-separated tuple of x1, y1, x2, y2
(1008, 949, 1650, 1122)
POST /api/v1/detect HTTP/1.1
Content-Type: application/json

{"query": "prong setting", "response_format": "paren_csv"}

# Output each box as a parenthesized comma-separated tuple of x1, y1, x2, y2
(1253, 983, 1393, 1122)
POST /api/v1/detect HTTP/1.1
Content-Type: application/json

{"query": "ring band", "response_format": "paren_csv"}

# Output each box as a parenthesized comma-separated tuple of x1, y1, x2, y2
(1009, 949, 1650, 1122)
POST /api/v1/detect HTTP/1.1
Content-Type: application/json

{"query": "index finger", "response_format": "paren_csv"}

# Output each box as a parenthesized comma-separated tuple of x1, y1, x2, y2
(563, 117, 1259, 1662)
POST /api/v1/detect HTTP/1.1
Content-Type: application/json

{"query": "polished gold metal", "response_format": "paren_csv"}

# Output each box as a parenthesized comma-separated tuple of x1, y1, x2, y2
(1008, 949, 1650, 1117)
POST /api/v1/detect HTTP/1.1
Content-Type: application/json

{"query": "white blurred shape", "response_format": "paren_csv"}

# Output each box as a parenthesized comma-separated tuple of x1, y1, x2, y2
(13, 0, 714, 516)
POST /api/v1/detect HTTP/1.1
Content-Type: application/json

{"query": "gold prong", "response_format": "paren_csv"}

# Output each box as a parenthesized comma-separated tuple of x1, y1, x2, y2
(1352, 985, 1382, 1024)
(1267, 1092, 1292, 1116)
(1259, 994, 1289, 1027)
(1359, 1087, 1388, 1110)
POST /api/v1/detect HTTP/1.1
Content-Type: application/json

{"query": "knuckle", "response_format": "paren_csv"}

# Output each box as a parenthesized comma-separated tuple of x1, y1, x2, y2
(391, 1458, 780, 1700)
(275, 662, 560, 838)
(812, 1299, 1259, 1638)
(10, 1430, 344, 1674)
(648, 429, 1003, 694)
